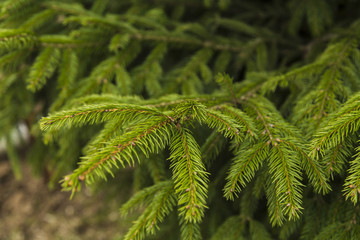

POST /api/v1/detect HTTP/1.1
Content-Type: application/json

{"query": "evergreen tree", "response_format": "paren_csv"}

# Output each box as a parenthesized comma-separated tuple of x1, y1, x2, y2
(1, 0, 360, 239)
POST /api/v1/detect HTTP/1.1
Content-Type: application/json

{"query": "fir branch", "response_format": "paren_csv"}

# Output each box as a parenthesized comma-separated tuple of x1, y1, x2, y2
(224, 142, 269, 200)
(244, 98, 278, 142)
(0, 0, 33, 19)
(291, 38, 358, 133)
(114, 40, 142, 67)
(63, 15, 136, 33)
(39, 35, 100, 48)
(305, 0, 333, 37)
(266, 176, 285, 226)
(49, 48, 79, 111)
(245, 96, 304, 140)
(227, 96, 317, 223)
(214, 50, 231, 73)
(341, 64, 360, 92)
(199, 63, 212, 83)
(215, 73, 236, 101)
(43, 1, 97, 17)
(215, 17, 275, 38)
(233, 74, 268, 99)
(57, 48, 78, 88)
(172, 100, 208, 124)
(168, 127, 209, 223)
(118, 11, 167, 31)
(261, 61, 325, 94)
(204, 108, 244, 142)
(7, 1, 360, 238)
(145, 94, 229, 110)
(313, 222, 347, 240)
(281, 139, 330, 194)
(173, 48, 213, 94)
(40, 103, 165, 131)
(143, 61, 163, 96)
(326, 143, 345, 177)
(114, 65, 132, 95)
(132, 43, 167, 96)
(82, 119, 124, 155)
(343, 145, 360, 204)
(175, 22, 211, 40)
(323, 138, 354, 179)
(61, 116, 174, 195)
(262, 37, 357, 96)
(66, 94, 143, 107)
(26, 47, 60, 91)
(20, 9, 56, 30)
(216, 104, 258, 138)
(70, 56, 128, 97)
(288, 0, 333, 37)
(180, 218, 202, 240)
(0, 28, 37, 52)
(268, 143, 303, 221)
(315, 68, 343, 120)
(291, 91, 328, 134)
(309, 92, 360, 159)
(109, 33, 130, 52)
(0, 49, 28, 70)
(121, 181, 176, 240)
(90, 0, 109, 15)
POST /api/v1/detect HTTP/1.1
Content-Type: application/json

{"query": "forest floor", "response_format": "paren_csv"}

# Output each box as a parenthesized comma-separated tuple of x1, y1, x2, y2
(0, 157, 131, 240)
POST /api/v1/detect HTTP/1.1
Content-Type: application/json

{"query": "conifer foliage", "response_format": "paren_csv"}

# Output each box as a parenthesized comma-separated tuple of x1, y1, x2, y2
(1, 0, 360, 239)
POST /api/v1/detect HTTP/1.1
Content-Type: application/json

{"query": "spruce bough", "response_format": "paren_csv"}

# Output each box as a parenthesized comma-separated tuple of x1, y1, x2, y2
(1, 0, 360, 239)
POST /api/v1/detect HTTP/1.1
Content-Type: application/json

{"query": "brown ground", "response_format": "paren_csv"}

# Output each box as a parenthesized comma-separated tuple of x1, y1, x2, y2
(0, 159, 130, 240)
